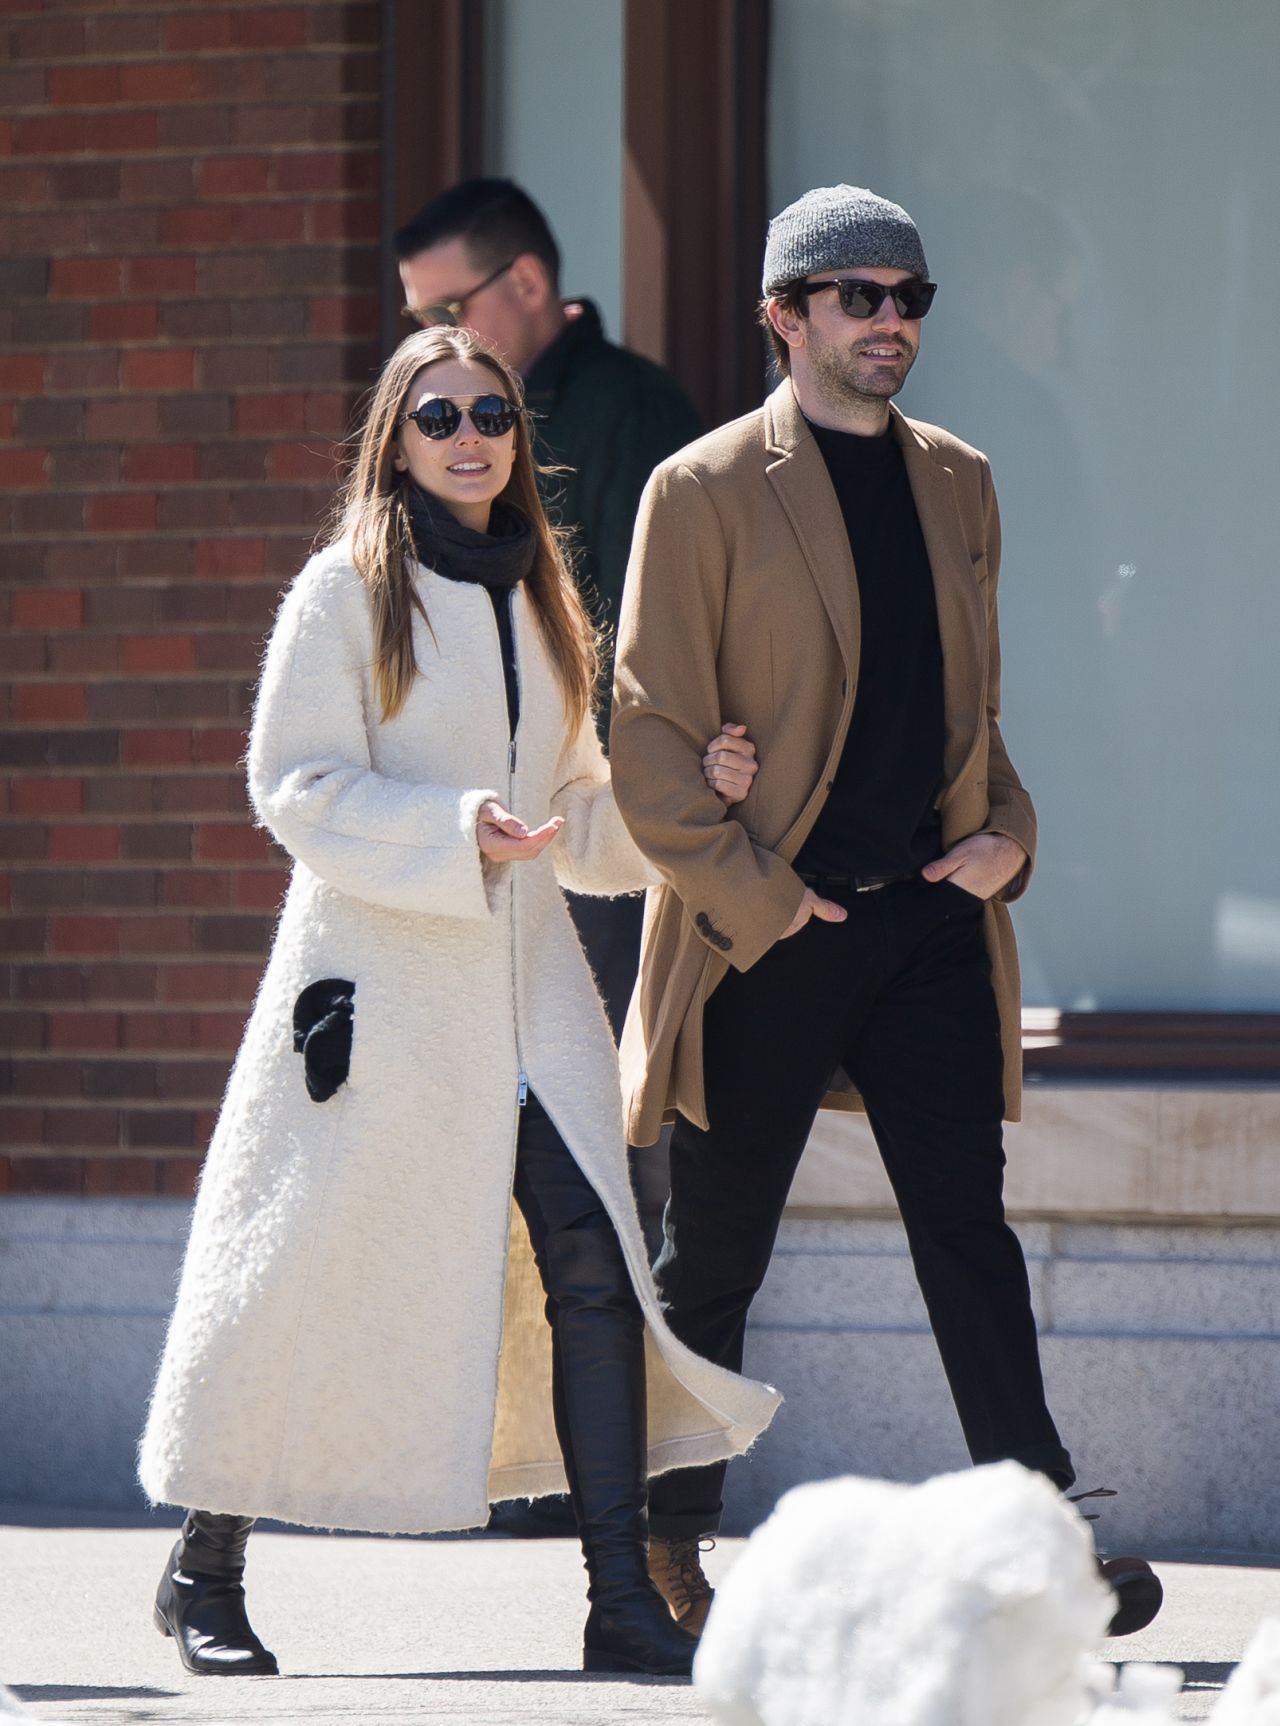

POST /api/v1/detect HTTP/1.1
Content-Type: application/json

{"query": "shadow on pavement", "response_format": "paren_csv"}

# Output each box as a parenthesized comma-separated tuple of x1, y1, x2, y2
(10, 1686, 180, 1701)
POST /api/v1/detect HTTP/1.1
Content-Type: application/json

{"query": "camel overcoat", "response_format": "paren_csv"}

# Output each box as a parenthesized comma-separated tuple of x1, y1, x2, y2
(610, 380, 1036, 1148)
(138, 545, 780, 1535)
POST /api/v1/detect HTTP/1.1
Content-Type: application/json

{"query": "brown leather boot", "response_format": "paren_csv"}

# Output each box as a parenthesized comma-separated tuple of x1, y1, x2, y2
(648, 1535, 716, 1636)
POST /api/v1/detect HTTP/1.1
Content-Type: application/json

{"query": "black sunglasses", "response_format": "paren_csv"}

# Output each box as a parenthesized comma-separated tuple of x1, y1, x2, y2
(395, 394, 521, 441)
(803, 276, 938, 320)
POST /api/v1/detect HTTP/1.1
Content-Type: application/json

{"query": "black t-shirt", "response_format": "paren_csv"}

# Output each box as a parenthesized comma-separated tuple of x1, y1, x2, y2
(793, 419, 946, 880)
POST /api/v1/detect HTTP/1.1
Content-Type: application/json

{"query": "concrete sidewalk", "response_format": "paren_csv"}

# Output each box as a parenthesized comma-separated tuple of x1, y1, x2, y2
(2, 1511, 1276, 1725)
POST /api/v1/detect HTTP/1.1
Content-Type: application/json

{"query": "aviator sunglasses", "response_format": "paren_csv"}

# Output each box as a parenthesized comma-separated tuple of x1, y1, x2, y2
(395, 393, 521, 441)
(803, 276, 938, 320)
(401, 257, 517, 329)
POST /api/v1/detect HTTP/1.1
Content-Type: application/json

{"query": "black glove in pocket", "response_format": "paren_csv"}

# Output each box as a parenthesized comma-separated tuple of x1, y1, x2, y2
(292, 978, 355, 1103)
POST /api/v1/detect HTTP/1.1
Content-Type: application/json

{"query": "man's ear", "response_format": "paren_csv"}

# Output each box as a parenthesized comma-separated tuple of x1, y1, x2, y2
(766, 296, 806, 353)
(508, 252, 553, 311)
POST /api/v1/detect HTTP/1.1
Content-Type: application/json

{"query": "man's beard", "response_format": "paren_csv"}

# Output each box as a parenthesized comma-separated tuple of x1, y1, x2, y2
(808, 329, 916, 406)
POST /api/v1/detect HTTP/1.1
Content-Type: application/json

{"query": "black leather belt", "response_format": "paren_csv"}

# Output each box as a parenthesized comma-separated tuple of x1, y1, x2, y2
(797, 870, 916, 894)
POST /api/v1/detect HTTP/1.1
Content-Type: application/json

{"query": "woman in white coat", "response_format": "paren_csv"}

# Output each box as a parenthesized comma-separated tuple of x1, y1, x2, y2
(139, 325, 778, 1680)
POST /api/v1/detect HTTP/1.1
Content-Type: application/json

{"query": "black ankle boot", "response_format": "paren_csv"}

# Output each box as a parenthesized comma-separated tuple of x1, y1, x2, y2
(153, 1510, 278, 1675)
(544, 1226, 700, 1678)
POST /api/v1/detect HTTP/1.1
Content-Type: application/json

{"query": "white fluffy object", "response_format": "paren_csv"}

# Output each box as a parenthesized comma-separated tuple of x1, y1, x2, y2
(1213, 1618, 1280, 1725)
(694, 1461, 1117, 1726)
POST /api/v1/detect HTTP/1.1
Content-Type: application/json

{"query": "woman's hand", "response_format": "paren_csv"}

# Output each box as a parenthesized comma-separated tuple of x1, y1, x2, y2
(702, 722, 758, 805)
(476, 800, 564, 862)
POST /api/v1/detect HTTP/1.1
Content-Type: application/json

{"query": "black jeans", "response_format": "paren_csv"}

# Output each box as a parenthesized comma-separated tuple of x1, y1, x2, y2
(648, 875, 1074, 1538)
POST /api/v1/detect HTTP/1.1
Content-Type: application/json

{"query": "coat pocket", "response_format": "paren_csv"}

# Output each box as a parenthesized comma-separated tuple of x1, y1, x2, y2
(292, 978, 355, 1102)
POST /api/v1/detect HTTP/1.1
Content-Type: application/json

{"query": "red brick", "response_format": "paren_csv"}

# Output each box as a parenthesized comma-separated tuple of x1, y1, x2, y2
(0, 355, 47, 392)
(47, 636, 119, 676)
(0, 917, 48, 958)
(48, 66, 122, 106)
(0, 1109, 44, 1149)
(121, 157, 195, 205)
(83, 112, 159, 154)
(164, 9, 234, 51)
(48, 346, 120, 392)
(308, 198, 379, 245)
(14, 684, 88, 724)
(158, 104, 233, 151)
(50, 916, 120, 956)
(123, 1011, 196, 1051)
(233, 393, 306, 436)
(84, 1156, 162, 1196)
(159, 1157, 203, 1197)
(48, 1011, 120, 1051)
(43, 1109, 119, 1150)
(160, 205, 234, 247)
(155, 774, 235, 816)
(304, 390, 351, 434)
(309, 292, 379, 339)
(0, 166, 49, 206)
(86, 12, 161, 55)
(8, 1157, 87, 1195)
(232, 869, 288, 912)
(161, 869, 231, 910)
(121, 824, 192, 864)
(126, 255, 197, 296)
(197, 154, 270, 197)
(8, 16, 86, 58)
(11, 778, 84, 818)
(10, 588, 83, 630)
(0, 448, 49, 488)
(232, 7, 308, 48)
(193, 538, 268, 580)
(80, 961, 157, 1003)
(194, 728, 248, 766)
(0, 402, 16, 439)
(120, 61, 196, 103)
(158, 962, 232, 1004)
(0, 825, 48, 863)
(123, 348, 195, 391)
(12, 115, 88, 156)
(51, 256, 123, 298)
(124, 443, 197, 484)
(89, 301, 159, 342)
(269, 441, 339, 483)
(123, 729, 193, 768)
(119, 916, 193, 956)
(197, 822, 273, 864)
(233, 200, 307, 246)
(85, 396, 163, 442)
(49, 825, 121, 864)
(120, 634, 196, 676)
(0, 1010, 44, 1050)
(86, 493, 158, 534)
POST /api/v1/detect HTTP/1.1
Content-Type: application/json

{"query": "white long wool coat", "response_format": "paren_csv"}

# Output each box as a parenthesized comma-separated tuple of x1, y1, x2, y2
(139, 545, 780, 1535)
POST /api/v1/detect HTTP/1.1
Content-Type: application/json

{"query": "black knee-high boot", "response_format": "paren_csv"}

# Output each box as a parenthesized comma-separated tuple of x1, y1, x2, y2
(544, 1226, 700, 1677)
(153, 1510, 278, 1675)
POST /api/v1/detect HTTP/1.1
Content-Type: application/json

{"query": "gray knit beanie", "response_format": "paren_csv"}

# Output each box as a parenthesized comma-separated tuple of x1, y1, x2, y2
(762, 184, 928, 294)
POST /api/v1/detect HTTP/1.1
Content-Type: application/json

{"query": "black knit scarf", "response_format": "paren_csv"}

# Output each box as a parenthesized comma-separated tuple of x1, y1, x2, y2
(404, 483, 535, 591)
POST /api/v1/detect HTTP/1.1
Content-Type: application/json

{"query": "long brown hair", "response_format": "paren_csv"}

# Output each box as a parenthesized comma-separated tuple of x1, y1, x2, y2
(325, 325, 599, 731)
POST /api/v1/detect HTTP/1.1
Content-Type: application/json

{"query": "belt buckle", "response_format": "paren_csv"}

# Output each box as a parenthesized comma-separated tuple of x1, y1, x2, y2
(855, 880, 885, 893)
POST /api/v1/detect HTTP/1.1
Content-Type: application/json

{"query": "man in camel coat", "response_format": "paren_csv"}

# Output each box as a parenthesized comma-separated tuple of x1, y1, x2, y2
(609, 185, 1080, 1631)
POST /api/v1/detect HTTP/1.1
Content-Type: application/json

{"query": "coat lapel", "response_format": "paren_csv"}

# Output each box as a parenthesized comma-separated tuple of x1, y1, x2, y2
(894, 408, 986, 787)
(763, 380, 859, 676)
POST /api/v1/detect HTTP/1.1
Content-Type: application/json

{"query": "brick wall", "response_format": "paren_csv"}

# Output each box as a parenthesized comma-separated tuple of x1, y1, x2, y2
(0, 1, 383, 1197)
